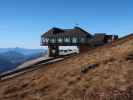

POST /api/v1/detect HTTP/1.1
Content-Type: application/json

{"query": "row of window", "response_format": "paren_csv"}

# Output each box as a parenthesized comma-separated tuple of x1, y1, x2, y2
(42, 37, 86, 44)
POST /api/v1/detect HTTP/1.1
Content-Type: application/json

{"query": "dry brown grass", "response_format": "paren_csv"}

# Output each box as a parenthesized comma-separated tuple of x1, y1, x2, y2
(0, 34, 133, 100)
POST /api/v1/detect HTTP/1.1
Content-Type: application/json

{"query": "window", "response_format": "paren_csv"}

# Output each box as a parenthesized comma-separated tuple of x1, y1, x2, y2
(72, 37, 77, 43)
(58, 38, 63, 43)
(45, 38, 49, 43)
(65, 37, 70, 43)
(80, 37, 85, 43)
(52, 49, 56, 54)
(51, 38, 55, 43)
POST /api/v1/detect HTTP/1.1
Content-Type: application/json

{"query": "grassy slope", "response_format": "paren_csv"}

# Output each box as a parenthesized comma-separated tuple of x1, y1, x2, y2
(0, 34, 133, 100)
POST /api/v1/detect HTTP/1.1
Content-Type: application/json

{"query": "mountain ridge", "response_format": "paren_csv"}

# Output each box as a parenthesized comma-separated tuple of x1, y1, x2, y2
(0, 48, 47, 73)
(0, 47, 46, 55)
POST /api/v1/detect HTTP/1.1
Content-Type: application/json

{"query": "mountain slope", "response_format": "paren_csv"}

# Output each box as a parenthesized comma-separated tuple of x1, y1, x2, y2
(0, 34, 132, 100)
(1, 51, 27, 64)
(0, 56, 15, 73)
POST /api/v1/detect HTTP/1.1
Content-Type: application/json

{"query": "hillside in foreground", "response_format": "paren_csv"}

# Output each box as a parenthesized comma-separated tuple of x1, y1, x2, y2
(0, 34, 133, 100)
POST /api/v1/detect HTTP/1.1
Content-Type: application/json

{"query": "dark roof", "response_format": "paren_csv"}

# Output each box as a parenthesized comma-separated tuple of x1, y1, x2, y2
(42, 27, 92, 38)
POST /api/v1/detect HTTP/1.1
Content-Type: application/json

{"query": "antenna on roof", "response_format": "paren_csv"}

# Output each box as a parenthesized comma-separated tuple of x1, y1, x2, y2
(74, 20, 79, 27)
(75, 23, 79, 26)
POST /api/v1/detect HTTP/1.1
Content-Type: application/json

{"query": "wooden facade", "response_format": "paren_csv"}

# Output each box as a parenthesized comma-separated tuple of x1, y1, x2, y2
(41, 27, 92, 46)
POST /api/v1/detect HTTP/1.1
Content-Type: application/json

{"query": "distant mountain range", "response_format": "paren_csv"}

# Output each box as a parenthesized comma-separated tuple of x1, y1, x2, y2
(0, 55, 15, 73)
(0, 47, 47, 55)
(0, 48, 47, 73)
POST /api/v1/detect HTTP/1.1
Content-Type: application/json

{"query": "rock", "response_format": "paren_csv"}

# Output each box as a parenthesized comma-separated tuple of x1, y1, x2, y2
(80, 64, 99, 74)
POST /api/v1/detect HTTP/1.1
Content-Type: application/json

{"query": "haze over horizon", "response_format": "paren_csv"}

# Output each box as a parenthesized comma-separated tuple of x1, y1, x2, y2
(0, 0, 132, 48)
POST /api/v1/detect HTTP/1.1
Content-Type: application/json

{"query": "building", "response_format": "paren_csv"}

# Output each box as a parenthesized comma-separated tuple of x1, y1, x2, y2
(41, 27, 118, 57)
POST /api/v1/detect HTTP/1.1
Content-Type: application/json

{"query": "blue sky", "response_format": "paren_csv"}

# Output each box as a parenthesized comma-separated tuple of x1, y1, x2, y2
(0, 0, 132, 48)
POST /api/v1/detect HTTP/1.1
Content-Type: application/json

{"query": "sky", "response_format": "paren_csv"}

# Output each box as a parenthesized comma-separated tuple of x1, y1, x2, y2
(0, 0, 132, 48)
